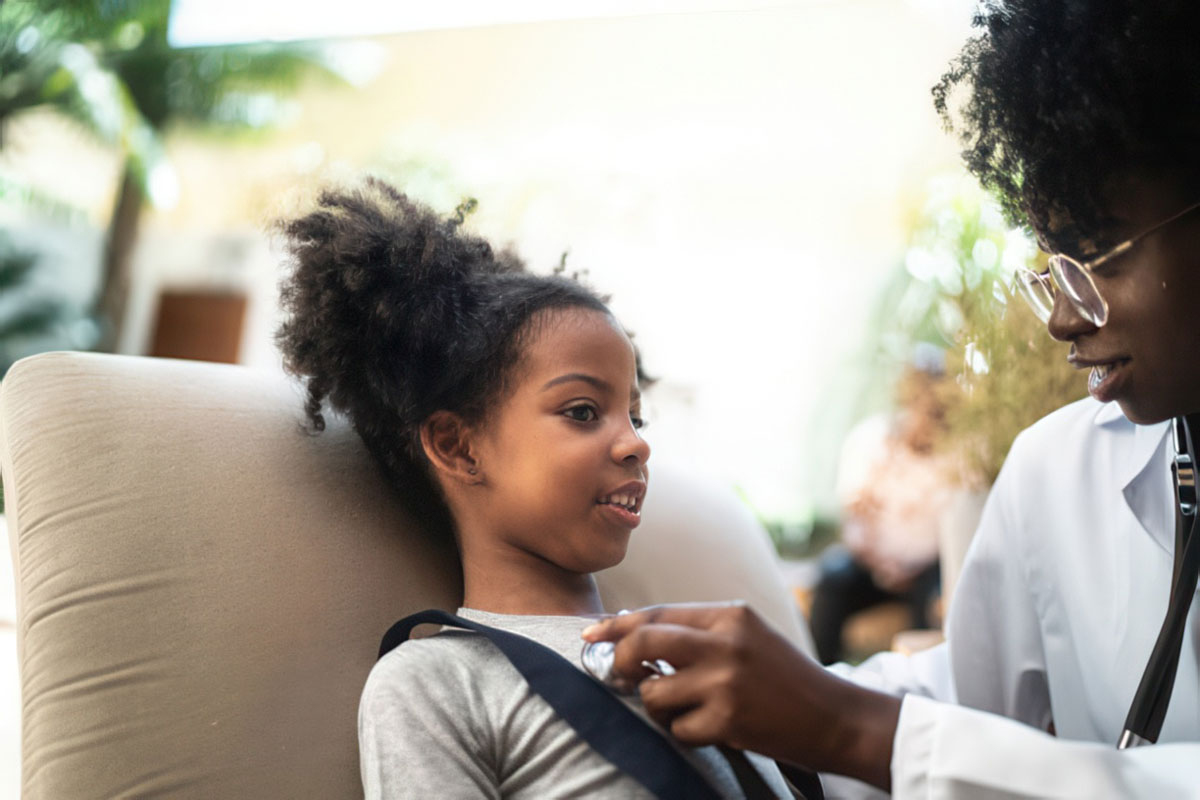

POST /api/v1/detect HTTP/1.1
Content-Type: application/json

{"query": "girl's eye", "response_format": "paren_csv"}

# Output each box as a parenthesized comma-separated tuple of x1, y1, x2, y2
(630, 414, 645, 430)
(564, 405, 598, 423)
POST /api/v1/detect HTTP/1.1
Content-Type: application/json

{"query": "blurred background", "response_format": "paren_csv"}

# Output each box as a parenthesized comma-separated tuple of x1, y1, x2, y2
(0, 0, 1092, 789)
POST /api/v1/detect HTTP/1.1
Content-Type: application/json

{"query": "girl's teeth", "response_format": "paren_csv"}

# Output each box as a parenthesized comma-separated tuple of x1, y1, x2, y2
(599, 492, 639, 512)
(600, 494, 637, 511)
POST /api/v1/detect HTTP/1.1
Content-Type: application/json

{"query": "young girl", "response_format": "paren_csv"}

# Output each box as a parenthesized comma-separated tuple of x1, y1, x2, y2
(274, 179, 793, 798)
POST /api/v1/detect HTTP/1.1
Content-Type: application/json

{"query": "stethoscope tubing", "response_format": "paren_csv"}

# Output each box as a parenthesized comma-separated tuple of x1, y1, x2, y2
(1119, 413, 1200, 748)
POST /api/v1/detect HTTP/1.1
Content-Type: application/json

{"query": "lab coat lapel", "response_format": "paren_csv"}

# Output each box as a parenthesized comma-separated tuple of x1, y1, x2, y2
(1094, 404, 1173, 555)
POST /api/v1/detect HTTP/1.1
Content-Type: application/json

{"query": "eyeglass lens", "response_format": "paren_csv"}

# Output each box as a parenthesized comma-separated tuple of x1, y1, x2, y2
(1015, 259, 1108, 327)
(1048, 256, 1108, 326)
(1015, 269, 1055, 323)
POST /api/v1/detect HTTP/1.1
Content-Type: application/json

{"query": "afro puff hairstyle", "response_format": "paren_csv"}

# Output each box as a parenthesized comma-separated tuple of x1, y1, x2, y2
(933, 0, 1200, 254)
(275, 178, 610, 539)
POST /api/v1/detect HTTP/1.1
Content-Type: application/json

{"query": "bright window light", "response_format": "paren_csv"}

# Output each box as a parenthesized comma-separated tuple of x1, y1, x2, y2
(168, 0, 796, 47)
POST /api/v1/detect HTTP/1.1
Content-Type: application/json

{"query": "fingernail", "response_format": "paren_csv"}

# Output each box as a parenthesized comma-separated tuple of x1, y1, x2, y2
(581, 623, 601, 639)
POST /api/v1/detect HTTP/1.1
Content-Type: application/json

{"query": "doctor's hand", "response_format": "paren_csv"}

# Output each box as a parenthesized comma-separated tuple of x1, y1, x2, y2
(581, 602, 899, 791)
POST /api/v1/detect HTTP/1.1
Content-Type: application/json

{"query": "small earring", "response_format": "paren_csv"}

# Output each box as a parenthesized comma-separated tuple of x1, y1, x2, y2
(468, 467, 478, 475)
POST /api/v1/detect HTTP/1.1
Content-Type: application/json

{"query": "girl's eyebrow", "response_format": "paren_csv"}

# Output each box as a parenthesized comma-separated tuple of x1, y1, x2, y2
(541, 373, 641, 401)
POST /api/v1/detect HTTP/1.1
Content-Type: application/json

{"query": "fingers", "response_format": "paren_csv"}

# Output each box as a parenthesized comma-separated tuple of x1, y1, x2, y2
(577, 601, 778, 753)
(637, 670, 706, 719)
(581, 600, 748, 642)
(638, 674, 733, 747)
(669, 705, 732, 748)
(608, 622, 717, 679)
(633, 673, 697, 730)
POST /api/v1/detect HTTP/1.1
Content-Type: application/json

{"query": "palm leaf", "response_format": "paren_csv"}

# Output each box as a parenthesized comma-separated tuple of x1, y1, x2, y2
(0, 298, 65, 340)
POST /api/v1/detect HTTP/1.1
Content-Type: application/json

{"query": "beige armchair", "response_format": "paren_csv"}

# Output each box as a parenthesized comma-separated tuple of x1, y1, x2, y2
(0, 351, 811, 799)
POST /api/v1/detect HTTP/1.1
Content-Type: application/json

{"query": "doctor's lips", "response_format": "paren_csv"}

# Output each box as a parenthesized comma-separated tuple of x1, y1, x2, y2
(1068, 348, 1131, 398)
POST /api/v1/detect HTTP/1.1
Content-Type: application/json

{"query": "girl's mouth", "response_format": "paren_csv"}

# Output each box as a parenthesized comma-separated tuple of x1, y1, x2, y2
(596, 486, 645, 528)
(596, 501, 641, 528)
(598, 492, 640, 513)
(596, 481, 646, 513)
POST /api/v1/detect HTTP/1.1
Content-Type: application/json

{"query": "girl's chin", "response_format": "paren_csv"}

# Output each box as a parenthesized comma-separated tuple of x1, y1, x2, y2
(570, 544, 631, 575)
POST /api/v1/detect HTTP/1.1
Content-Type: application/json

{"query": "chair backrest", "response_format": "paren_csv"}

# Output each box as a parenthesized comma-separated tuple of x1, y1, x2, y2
(0, 351, 809, 799)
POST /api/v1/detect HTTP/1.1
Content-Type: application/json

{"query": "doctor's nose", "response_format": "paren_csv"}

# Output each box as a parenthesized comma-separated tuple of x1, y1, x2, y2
(1047, 290, 1100, 342)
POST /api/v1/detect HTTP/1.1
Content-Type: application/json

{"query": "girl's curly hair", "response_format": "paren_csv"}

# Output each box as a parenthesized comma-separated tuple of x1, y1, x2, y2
(275, 178, 609, 538)
(934, 1, 1200, 254)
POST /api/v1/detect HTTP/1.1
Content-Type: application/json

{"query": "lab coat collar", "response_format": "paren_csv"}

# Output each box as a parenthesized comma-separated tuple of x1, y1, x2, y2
(1094, 401, 1173, 553)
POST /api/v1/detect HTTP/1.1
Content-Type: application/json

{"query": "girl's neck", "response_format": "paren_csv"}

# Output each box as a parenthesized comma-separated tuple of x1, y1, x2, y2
(458, 542, 606, 617)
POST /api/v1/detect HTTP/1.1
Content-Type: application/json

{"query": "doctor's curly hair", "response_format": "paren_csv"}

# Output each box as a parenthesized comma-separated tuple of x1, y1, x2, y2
(933, 0, 1200, 254)
(274, 178, 610, 538)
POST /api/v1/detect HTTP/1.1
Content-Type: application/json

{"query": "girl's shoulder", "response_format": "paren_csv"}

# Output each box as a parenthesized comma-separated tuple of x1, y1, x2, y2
(362, 628, 514, 706)
(358, 630, 512, 790)
(359, 627, 534, 749)
(370, 628, 494, 677)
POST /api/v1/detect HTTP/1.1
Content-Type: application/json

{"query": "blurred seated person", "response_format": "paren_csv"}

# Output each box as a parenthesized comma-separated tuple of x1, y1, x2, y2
(809, 354, 953, 664)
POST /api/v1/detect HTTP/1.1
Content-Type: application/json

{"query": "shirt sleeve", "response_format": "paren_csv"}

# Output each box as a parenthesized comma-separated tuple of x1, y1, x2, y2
(820, 645, 956, 800)
(945, 432, 1053, 730)
(893, 694, 1200, 799)
(358, 642, 502, 800)
(826, 642, 955, 702)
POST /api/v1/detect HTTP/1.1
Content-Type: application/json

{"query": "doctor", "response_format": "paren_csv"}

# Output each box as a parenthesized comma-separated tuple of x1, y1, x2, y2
(583, 2, 1200, 796)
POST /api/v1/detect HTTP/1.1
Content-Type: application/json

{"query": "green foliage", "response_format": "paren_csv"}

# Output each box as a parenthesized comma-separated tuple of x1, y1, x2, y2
(0, 231, 99, 378)
(939, 286, 1086, 487)
(882, 175, 1086, 487)
(0, 0, 343, 201)
(0, 174, 88, 224)
(0, 241, 36, 293)
(762, 515, 840, 560)
(1, 2, 159, 183)
(0, 0, 349, 355)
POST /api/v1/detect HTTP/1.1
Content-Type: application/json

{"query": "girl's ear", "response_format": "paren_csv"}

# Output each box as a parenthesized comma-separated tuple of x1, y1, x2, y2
(420, 411, 481, 485)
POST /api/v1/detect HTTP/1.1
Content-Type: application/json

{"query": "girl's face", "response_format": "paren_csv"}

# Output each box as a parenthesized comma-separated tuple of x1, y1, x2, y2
(470, 307, 650, 574)
(1047, 173, 1200, 424)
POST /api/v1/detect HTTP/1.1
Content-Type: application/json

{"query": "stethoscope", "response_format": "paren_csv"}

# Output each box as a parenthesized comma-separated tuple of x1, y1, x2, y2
(582, 420, 1200, 749)
(1119, 413, 1200, 748)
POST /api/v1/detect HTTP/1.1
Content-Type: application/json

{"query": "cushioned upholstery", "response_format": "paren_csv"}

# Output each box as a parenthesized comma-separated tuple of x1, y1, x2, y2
(0, 351, 808, 798)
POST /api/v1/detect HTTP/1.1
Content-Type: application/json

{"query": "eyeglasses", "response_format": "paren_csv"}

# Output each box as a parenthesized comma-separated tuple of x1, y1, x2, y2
(1014, 199, 1200, 328)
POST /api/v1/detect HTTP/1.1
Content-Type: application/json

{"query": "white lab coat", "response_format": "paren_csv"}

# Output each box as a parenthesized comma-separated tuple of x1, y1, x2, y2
(829, 397, 1200, 798)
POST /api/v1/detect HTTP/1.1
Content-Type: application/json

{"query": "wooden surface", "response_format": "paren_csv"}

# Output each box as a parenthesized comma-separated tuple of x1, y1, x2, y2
(149, 290, 247, 363)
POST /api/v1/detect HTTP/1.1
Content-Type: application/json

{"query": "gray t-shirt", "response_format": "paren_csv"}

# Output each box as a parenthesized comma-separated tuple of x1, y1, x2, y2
(359, 608, 793, 798)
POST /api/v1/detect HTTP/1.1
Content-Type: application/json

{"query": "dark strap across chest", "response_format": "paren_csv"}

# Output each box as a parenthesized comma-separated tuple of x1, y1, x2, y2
(379, 609, 808, 799)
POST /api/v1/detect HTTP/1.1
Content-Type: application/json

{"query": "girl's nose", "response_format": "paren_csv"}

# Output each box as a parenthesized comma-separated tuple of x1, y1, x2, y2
(613, 422, 650, 466)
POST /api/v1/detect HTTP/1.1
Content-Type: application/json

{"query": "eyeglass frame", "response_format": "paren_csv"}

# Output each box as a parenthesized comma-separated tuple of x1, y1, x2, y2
(1015, 198, 1200, 328)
